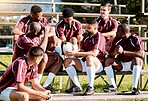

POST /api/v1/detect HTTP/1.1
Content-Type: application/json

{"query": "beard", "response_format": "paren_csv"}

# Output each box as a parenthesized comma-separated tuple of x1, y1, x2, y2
(85, 30, 93, 36)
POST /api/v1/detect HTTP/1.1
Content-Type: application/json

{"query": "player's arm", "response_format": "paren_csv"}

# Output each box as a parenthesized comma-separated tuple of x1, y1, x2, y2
(102, 20, 118, 38)
(122, 50, 144, 59)
(66, 49, 99, 57)
(102, 28, 117, 38)
(31, 79, 47, 91)
(11, 28, 24, 35)
(17, 82, 50, 100)
(11, 19, 25, 35)
(77, 34, 83, 50)
(39, 26, 53, 52)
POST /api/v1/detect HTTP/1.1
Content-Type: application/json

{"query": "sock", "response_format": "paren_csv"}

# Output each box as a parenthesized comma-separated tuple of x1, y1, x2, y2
(37, 74, 43, 84)
(72, 44, 78, 51)
(66, 66, 82, 89)
(43, 72, 55, 87)
(132, 65, 142, 88)
(104, 66, 117, 88)
(55, 46, 62, 57)
(86, 65, 95, 88)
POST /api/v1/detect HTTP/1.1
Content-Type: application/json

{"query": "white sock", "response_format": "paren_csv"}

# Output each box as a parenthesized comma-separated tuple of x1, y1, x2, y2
(66, 66, 81, 88)
(132, 65, 142, 88)
(86, 65, 95, 88)
(55, 46, 62, 57)
(104, 66, 117, 88)
(43, 72, 55, 87)
(72, 44, 78, 51)
(38, 74, 43, 84)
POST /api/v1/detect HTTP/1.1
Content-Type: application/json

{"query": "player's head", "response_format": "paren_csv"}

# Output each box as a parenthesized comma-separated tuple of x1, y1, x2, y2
(28, 46, 44, 64)
(62, 8, 74, 25)
(29, 22, 42, 37)
(85, 18, 98, 35)
(100, 2, 111, 18)
(30, 5, 43, 21)
(117, 24, 131, 38)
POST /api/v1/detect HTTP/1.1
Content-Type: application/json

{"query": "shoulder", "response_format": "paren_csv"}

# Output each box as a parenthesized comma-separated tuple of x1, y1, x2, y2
(19, 15, 30, 22)
(18, 34, 31, 43)
(109, 17, 118, 23)
(13, 57, 26, 65)
(73, 19, 81, 25)
(56, 20, 64, 27)
(131, 34, 142, 41)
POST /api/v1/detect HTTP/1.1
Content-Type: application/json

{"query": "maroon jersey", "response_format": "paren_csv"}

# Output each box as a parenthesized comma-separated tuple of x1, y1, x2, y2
(81, 32, 106, 62)
(110, 34, 144, 62)
(12, 34, 40, 61)
(55, 19, 83, 41)
(96, 17, 118, 33)
(0, 56, 38, 92)
(15, 15, 52, 34)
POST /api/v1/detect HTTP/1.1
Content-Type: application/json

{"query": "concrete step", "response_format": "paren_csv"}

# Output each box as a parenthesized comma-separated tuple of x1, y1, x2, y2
(50, 91, 148, 101)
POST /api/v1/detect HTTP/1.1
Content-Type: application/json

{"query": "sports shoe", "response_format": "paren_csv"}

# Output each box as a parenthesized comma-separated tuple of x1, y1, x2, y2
(44, 85, 60, 93)
(84, 86, 94, 95)
(65, 85, 82, 93)
(132, 87, 140, 95)
(103, 85, 118, 92)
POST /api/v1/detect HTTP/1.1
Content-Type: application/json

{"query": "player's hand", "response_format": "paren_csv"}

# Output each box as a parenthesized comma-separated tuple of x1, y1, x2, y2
(116, 45, 124, 54)
(39, 91, 51, 101)
(65, 51, 75, 57)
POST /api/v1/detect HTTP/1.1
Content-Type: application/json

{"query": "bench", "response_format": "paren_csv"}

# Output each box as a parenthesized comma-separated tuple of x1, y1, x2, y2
(0, 69, 148, 90)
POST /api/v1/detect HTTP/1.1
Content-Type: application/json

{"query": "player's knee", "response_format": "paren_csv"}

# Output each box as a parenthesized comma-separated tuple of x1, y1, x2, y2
(64, 58, 72, 68)
(18, 92, 29, 101)
(86, 56, 94, 66)
(42, 53, 48, 63)
(70, 37, 77, 45)
(104, 58, 114, 66)
(132, 57, 143, 65)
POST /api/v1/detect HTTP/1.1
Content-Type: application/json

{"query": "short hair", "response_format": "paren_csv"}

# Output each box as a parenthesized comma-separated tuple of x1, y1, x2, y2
(29, 46, 44, 57)
(31, 5, 42, 14)
(118, 24, 130, 33)
(101, 2, 112, 11)
(62, 8, 74, 18)
(86, 18, 97, 24)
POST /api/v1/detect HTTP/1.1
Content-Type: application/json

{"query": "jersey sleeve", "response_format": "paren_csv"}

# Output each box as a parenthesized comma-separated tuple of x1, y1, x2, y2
(75, 22, 83, 36)
(17, 37, 37, 51)
(111, 19, 118, 31)
(13, 60, 26, 83)
(55, 24, 65, 38)
(92, 33, 106, 52)
(15, 18, 25, 31)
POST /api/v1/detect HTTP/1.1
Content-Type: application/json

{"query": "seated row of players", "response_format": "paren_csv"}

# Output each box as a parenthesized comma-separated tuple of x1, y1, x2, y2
(0, 3, 144, 100)
(11, 3, 117, 93)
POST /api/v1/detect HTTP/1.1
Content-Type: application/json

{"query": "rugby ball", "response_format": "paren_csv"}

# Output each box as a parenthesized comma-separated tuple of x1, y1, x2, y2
(62, 42, 73, 54)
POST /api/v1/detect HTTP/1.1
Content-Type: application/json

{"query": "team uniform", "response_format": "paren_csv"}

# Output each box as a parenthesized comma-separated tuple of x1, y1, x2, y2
(0, 56, 38, 101)
(80, 32, 106, 72)
(110, 34, 144, 71)
(15, 15, 52, 34)
(12, 34, 40, 61)
(96, 17, 118, 52)
(55, 19, 83, 42)
(96, 17, 118, 34)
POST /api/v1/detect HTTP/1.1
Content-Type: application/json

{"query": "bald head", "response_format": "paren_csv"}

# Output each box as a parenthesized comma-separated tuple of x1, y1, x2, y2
(118, 24, 130, 33)
(29, 22, 41, 32)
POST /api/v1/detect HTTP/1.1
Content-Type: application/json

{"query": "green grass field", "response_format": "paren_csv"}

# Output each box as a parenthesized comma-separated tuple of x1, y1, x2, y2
(1, 55, 148, 93)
